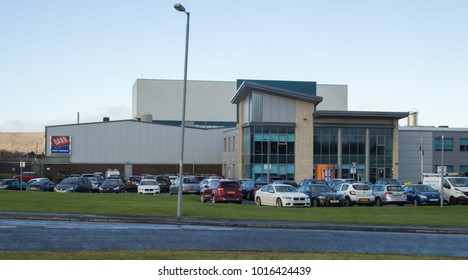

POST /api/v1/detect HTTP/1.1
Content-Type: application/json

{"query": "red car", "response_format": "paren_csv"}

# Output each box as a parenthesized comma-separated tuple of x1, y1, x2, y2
(200, 179, 242, 204)
(13, 172, 37, 183)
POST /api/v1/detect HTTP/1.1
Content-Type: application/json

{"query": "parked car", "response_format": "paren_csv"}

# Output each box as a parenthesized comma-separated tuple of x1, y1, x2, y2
(334, 182, 374, 206)
(255, 176, 284, 184)
(404, 184, 442, 206)
(137, 179, 160, 195)
(13, 171, 37, 183)
(54, 177, 93, 193)
(125, 176, 142, 192)
(297, 184, 345, 207)
(26, 179, 56, 192)
(375, 178, 405, 187)
(0, 179, 26, 190)
(200, 179, 242, 204)
(88, 177, 100, 192)
(155, 175, 171, 193)
(26, 177, 49, 187)
(298, 179, 329, 187)
(169, 176, 200, 195)
(99, 179, 124, 193)
(328, 178, 355, 189)
(272, 180, 298, 188)
(241, 180, 265, 200)
(169, 176, 178, 184)
(371, 184, 407, 206)
(255, 184, 310, 207)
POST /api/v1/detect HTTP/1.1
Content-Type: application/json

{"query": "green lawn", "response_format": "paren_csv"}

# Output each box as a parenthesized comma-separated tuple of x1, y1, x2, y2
(1, 190, 467, 227)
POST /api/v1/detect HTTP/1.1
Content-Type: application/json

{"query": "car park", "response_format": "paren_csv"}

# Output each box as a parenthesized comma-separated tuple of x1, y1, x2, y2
(26, 179, 56, 192)
(334, 182, 374, 206)
(137, 179, 160, 195)
(99, 179, 124, 193)
(255, 184, 310, 207)
(241, 180, 265, 200)
(155, 175, 171, 193)
(297, 184, 345, 207)
(404, 184, 442, 206)
(54, 177, 93, 193)
(125, 176, 142, 192)
(200, 179, 242, 204)
(169, 176, 201, 195)
(371, 184, 407, 206)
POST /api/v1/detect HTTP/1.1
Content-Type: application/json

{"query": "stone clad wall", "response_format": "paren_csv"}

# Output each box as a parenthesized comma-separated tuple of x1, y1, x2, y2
(294, 100, 314, 181)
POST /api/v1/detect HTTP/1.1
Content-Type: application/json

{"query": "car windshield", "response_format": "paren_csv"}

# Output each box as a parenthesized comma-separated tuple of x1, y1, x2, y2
(183, 177, 199, 183)
(387, 186, 404, 191)
(353, 184, 370, 191)
(103, 180, 120, 186)
(61, 177, 79, 184)
(140, 180, 157, 186)
(310, 185, 331, 192)
(414, 185, 435, 192)
(274, 185, 297, 192)
(386, 179, 403, 185)
(220, 181, 240, 188)
(447, 177, 468, 187)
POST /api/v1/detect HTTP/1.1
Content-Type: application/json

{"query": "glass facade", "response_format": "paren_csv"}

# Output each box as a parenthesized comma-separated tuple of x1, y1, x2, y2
(242, 126, 295, 180)
(313, 127, 394, 182)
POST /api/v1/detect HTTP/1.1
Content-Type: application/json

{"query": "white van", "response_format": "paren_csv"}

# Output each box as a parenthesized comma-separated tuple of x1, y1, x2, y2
(422, 173, 468, 205)
(105, 169, 120, 179)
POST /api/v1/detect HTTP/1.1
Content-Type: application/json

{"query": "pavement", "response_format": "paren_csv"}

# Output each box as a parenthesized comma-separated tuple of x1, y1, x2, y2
(1, 211, 468, 235)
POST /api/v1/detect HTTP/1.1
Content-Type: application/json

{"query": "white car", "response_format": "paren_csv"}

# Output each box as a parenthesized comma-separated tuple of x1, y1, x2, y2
(255, 184, 310, 207)
(334, 182, 375, 206)
(138, 179, 160, 195)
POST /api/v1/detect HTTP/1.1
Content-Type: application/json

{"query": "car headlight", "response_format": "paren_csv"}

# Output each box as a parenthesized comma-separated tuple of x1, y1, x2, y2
(455, 188, 464, 194)
(419, 195, 427, 199)
(318, 195, 326, 199)
(282, 196, 292, 199)
(113, 187, 120, 191)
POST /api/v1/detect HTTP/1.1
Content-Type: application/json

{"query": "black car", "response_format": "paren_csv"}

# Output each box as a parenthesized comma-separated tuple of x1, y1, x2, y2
(241, 181, 266, 200)
(297, 184, 346, 207)
(99, 179, 124, 193)
(125, 176, 141, 192)
(155, 175, 171, 193)
(26, 179, 56, 192)
(54, 177, 92, 193)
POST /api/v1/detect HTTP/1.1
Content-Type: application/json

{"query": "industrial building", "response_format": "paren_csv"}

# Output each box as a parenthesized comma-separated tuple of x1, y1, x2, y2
(44, 78, 409, 182)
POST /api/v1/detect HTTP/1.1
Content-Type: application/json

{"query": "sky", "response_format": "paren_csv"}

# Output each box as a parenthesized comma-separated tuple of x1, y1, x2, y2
(1, 0, 467, 132)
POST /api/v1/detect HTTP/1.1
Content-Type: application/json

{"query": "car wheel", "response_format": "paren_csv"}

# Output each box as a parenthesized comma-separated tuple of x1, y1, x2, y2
(449, 196, 458, 205)
(276, 198, 283, 208)
(255, 197, 262, 206)
(345, 197, 353, 207)
(211, 196, 216, 204)
(200, 195, 206, 203)
(312, 198, 319, 207)
(246, 192, 252, 201)
(413, 198, 419, 206)
(375, 197, 383, 207)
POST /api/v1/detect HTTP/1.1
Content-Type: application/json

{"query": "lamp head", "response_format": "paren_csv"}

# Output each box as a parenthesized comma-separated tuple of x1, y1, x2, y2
(174, 3, 186, 12)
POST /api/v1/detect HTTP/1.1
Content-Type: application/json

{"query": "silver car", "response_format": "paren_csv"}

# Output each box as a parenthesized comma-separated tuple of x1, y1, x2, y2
(169, 176, 201, 195)
(372, 184, 407, 206)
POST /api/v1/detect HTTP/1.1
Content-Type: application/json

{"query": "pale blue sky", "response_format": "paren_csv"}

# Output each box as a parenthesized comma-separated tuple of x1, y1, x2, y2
(1, 0, 467, 132)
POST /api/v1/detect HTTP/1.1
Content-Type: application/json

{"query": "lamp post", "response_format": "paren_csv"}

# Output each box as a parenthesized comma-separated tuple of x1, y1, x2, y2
(174, 3, 190, 218)
(440, 135, 444, 208)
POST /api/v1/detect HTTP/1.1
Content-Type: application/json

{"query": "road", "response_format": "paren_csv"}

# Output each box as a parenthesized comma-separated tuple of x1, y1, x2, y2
(1, 218, 467, 257)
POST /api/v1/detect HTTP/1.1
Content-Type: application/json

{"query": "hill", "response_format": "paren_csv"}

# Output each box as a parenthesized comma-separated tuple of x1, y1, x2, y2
(0, 132, 45, 154)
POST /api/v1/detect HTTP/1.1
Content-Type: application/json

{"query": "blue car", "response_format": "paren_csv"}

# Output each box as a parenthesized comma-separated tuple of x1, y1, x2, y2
(0, 179, 27, 190)
(404, 184, 441, 206)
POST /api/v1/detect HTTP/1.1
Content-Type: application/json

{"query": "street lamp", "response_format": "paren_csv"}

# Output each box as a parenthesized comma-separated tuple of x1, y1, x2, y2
(440, 135, 444, 208)
(174, 3, 190, 218)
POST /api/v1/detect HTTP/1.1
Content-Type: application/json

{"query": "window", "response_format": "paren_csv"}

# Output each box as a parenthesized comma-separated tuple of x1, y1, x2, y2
(224, 138, 227, 152)
(232, 136, 236, 151)
(460, 139, 468, 151)
(435, 137, 453, 151)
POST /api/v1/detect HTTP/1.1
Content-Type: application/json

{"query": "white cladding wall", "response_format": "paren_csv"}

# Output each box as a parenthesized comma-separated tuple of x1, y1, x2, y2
(46, 121, 224, 164)
(316, 84, 348, 111)
(263, 94, 295, 122)
(132, 79, 237, 122)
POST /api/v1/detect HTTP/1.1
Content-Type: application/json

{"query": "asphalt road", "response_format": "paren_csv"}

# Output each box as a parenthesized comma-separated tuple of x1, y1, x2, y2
(1, 218, 467, 257)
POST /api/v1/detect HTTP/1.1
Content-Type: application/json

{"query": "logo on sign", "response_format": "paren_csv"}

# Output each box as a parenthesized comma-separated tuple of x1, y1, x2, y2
(50, 136, 71, 155)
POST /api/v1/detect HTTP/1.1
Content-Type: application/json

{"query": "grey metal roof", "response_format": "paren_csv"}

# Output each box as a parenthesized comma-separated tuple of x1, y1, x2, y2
(314, 110, 409, 119)
(231, 81, 323, 104)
